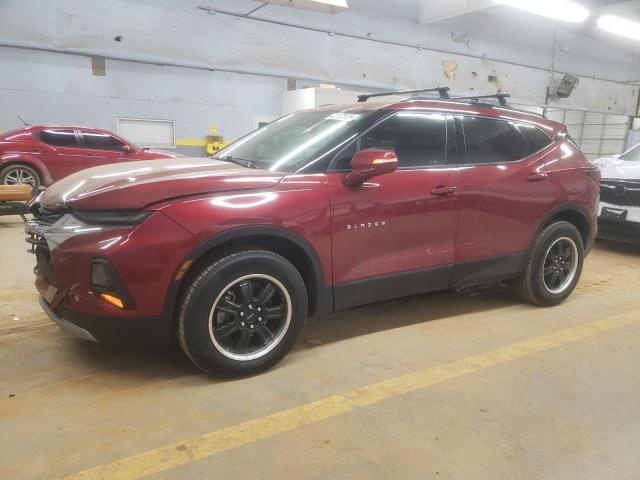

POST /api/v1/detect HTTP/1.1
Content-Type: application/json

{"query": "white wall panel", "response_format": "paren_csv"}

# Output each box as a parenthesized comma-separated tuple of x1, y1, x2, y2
(329, 36, 420, 88)
(1, 0, 638, 114)
(210, 15, 332, 79)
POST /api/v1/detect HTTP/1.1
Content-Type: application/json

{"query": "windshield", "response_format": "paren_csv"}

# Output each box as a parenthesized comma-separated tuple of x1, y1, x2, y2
(213, 109, 374, 172)
(621, 143, 640, 162)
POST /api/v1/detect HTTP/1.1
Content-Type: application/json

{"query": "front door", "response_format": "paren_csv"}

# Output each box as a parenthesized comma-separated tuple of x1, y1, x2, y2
(327, 111, 460, 309)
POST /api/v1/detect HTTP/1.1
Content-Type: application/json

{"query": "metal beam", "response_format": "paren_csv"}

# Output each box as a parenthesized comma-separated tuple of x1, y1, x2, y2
(259, 0, 348, 14)
(418, 0, 496, 24)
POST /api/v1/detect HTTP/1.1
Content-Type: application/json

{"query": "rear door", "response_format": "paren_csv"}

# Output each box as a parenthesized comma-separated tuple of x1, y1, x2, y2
(78, 130, 127, 168)
(36, 129, 87, 181)
(327, 111, 460, 309)
(453, 115, 556, 284)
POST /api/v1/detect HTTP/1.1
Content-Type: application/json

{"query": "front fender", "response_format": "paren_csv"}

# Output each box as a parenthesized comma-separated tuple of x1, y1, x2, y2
(0, 154, 53, 185)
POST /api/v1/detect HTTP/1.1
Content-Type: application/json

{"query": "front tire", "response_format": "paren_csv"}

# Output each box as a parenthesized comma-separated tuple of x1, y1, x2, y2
(515, 221, 584, 306)
(177, 250, 308, 376)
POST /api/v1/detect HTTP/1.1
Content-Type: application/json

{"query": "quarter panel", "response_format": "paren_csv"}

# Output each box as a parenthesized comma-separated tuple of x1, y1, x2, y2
(455, 142, 585, 262)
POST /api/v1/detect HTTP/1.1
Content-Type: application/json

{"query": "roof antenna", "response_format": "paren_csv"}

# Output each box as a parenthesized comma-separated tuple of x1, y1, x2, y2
(17, 115, 28, 126)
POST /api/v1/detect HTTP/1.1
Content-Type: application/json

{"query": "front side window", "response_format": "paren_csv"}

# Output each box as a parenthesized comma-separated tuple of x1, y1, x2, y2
(37, 130, 78, 148)
(81, 131, 125, 151)
(213, 109, 375, 172)
(621, 144, 640, 162)
(359, 112, 447, 168)
(461, 117, 529, 164)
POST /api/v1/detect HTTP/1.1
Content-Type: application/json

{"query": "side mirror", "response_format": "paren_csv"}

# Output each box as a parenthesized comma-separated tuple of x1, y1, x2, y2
(343, 149, 398, 187)
(122, 145, 134, 154)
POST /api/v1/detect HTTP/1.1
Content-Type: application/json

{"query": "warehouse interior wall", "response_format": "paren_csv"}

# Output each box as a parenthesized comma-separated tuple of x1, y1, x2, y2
(1, 0, 639, 155)
(0, 46, 286, 155)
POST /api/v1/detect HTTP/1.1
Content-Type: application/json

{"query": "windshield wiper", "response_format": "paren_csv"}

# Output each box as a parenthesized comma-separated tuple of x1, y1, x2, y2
(215, 155, 257, 169)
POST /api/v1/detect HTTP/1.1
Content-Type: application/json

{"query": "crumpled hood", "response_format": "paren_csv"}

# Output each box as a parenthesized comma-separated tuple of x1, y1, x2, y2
(593, 157, 640, 181)
(40, 158, 284, 210)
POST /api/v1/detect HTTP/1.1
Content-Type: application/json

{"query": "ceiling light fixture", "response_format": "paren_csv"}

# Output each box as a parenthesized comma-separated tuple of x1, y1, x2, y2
(597, 15, 640, 41)
(496, 0, 589, 23)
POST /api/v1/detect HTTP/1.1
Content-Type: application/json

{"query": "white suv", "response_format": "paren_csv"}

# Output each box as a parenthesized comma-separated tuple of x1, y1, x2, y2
(594, 143, 640, 244)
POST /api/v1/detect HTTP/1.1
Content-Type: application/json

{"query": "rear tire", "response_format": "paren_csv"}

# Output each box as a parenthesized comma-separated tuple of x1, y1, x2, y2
(0, 163, 41, 192)
(515, 221, 584, 306)
(177, 249, 308, 376)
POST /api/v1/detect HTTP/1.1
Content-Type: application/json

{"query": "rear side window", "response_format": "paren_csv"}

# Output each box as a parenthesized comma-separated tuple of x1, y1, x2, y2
(36, 130, 78, 148)
(461, 117, 529, 163)
(515, 123, 553, 153)
(81, 131, 125, 151)
(359, 112, 447, 168)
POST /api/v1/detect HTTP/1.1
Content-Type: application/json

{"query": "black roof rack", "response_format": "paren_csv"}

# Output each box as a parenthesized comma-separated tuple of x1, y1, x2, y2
(447, 93, 511, 107)
(357, 86, 450, 103)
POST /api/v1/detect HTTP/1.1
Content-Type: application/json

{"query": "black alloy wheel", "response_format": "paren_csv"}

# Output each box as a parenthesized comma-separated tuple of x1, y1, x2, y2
(209, 275, 290, 361)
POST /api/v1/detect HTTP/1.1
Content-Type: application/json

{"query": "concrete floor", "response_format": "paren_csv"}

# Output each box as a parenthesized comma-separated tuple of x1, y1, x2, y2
(1, 213, 639, 479)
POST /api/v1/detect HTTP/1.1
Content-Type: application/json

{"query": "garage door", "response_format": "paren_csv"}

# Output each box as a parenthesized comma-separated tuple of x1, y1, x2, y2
(545, 109, 629, 160)
(117, 118, 175, 149)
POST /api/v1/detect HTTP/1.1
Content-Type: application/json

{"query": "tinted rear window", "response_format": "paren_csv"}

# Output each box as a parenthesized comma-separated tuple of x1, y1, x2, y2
(515, 123, 553, 153)
(461, 117, 529, 163)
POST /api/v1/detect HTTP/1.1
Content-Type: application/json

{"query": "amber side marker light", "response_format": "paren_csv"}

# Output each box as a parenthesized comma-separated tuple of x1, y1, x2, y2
(100, 293, 125, 309)
(175, 259, 193, 280)
(372, 158, 395, 164)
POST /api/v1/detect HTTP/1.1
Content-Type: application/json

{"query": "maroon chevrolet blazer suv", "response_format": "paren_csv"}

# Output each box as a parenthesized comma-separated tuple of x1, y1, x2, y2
(26, 96, 600, 376)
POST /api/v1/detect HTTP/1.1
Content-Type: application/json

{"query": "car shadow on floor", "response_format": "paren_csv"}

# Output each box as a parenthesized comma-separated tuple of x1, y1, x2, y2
(595, 238, 640, 256)
(58, 286, 522, 381)
(297, 286, 521, 353)
(62, 336, 204, 380)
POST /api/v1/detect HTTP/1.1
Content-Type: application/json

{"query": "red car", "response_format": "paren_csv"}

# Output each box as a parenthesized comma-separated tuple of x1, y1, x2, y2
(0, 125, 181, 190)
(26, 95, 600, 376)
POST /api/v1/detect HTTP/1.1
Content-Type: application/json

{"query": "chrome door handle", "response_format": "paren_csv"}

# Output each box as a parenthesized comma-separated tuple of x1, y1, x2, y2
(527, 172, 548, 182)
(431, 185, 457, 196)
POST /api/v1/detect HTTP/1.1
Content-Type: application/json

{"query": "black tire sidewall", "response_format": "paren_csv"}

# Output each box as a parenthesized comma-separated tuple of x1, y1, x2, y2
(0, 164, 41, 191)
(180, 251, 308, 376)
(529, 222, 584, 306)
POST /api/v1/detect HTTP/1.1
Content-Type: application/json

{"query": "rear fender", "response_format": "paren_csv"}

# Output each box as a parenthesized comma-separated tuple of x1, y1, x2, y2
(0, 154, 53, 185)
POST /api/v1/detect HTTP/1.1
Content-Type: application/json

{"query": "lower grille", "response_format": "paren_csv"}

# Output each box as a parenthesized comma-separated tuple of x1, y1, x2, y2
(600, 180, 640, 207)
(25, 202, 65, 286)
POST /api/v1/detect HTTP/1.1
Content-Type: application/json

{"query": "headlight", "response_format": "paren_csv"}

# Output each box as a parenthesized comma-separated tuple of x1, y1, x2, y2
(73, 210, 151, 225)
(26, 211, 151, 251)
